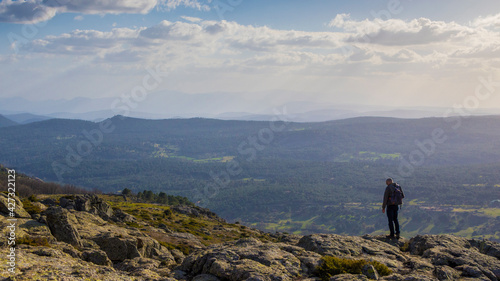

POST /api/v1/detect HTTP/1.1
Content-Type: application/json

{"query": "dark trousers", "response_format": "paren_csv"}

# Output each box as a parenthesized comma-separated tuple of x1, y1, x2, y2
(386, 205, 400, 236)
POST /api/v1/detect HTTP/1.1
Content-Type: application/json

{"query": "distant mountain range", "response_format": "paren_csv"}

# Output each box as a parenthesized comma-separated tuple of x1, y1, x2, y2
(2, 93, 500, 123)
(0, 114, 18, 127)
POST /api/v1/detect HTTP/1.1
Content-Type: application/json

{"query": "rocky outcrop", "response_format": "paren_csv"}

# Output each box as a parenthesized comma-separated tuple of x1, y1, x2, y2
(0, 192, 31, 218)
(408, 235, 500, 280)
(172, 205, 226, 223)
(44, 206, 83, 247)
(3, 195, 500, 281)
(298, 234, 408, 271)
(82, 249, 113, 266)
(59, 194, 114, 220)
(180, 237, 321, 280)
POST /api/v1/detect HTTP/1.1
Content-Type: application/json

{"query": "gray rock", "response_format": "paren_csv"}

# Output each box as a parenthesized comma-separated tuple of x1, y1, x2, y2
(470, 239, 500, 260)
(91, 233, 141, 262)
(493, 269, 500, 280)
(82, 249, 113, 266)
(193, 274, 221, 281)
(329, 274, 369, 281)
(433, 265, 460, 280)
(181, 238, 302, 280)
(172, 205, 225, 222)
(111, 207, 138, 223)
(409, 234, 500, 280)
(0, 193, 31, 218)
(456, 265, 485, 278)
(40, 198, 56, 206)
(114, 257, 161, 272)
(44, 206, 82, 247)
(362, 264, 379, 280)
(32, 247, 63, 257)
(408, 235, 471, 256)
(75, 196, 92, 212)
(59, 197, 75, 209)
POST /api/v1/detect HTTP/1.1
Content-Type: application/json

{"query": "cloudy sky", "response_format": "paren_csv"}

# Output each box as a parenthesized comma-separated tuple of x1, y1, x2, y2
(2, 0, 500, 114)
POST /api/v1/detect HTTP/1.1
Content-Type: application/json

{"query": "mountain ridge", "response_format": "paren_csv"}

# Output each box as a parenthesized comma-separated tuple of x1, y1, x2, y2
(0, 114, 18, 128)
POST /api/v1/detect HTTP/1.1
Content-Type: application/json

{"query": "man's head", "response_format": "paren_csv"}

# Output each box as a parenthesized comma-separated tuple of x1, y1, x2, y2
(386, 178, 393, 185)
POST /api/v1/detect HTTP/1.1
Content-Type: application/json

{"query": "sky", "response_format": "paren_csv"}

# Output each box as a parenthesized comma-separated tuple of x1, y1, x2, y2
(2, 0, 500, 115)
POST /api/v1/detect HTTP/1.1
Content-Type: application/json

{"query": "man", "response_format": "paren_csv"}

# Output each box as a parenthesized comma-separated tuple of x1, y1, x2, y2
(382, 178, 404, 239)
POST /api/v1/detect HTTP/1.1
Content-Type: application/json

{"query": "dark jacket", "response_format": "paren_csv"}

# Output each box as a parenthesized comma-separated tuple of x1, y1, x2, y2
(382, 183, 405, 210)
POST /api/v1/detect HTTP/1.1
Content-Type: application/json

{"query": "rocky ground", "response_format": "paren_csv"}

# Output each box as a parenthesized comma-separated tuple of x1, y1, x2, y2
(0, 193, 499, 281)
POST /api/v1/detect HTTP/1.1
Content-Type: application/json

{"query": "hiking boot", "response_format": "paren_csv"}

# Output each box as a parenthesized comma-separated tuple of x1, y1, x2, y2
(396, 234, 400, 239)
(386, 235, 395, 239)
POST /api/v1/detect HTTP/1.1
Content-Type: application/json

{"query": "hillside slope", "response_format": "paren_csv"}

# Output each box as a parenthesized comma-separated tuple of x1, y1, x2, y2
(1, 116, 500, 240)
(0, 114, 17, 128)
(1, 193, 499, 280)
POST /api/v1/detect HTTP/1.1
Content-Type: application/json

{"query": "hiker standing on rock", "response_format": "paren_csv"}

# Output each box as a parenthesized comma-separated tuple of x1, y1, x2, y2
(382, 178, 404, 239)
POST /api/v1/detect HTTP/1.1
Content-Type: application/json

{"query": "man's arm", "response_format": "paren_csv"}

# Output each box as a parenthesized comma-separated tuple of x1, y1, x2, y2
(382, 186, 389, 212)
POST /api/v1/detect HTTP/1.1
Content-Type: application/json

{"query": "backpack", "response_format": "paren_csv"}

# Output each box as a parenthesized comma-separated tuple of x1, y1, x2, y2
(388, 183, 404, 205)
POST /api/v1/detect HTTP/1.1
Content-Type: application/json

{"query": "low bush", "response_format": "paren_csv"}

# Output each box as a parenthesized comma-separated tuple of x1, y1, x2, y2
(316, 256, 392, 280)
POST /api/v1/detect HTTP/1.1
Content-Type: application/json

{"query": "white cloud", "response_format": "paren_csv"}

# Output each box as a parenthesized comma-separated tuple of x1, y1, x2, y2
(24, 28, 142, 55)
(139, 20, 203, 41)
(157, 0, 210, 11)
(330, 14, 474, 46)
(44, 0, 158, 15)
(181, 16, 203, 23)
(74, 15, 84, 21)
(0, 0, 57, 24)
(471, 13, 500, 29)
(10, 15, 500, 103)
(0, 0, 213, 24)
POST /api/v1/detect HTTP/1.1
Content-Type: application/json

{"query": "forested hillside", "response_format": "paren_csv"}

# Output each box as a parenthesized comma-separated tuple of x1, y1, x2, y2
(0, 115, 499, 240)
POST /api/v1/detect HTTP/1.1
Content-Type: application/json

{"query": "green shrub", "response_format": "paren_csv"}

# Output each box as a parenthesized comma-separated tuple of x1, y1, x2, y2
(164, 208, 174, 218)
(125, 221, 142, 228)
(316, 256, 392, 280)
(370, 260, 392, 276)
(17, 236, 50, 247)
(28, 194, 39, 202)
(159, 241, 191, 255)
(400, 241, 410, 252)
(21, 199, 42, 215)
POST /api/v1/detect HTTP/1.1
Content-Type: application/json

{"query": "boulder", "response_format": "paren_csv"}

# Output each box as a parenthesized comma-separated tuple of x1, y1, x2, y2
(59, 197, 76, 209)
(82, 249, 113, 266)
(75, 195, 92, 212)
(361, 264, 379, 280)
(91, 233, 141, 262)
(40, 198, 56, 206)
(297, 234, 407, 271)
(44, 206, 82, 247)
(31, 202, 48, 212)
(181, 238, 306, 280)
(408, 235, 500, 280)
(193, 274, 221, 281)
(470, 239, 500, 260)
(433, 266, 460, 281)
(329, 274, 369, 281)
(0, 193, 31, 218)
(114, 257, 161, 272)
